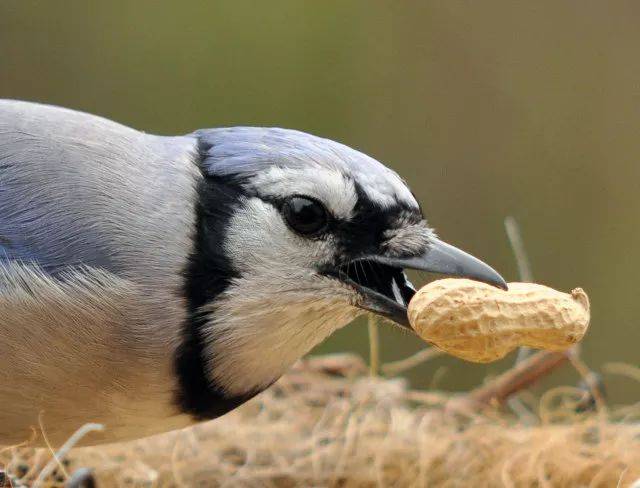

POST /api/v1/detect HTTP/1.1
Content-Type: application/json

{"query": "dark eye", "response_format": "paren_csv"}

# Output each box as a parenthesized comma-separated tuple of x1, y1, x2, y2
(282, 196, 329, 236)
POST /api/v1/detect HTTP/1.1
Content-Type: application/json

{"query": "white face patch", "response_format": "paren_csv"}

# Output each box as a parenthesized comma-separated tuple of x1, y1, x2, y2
(223, 196, 336, 272)
(250, 166, 358, 220)
(202, 276, 361, 396)
(201, 197, 362, 395)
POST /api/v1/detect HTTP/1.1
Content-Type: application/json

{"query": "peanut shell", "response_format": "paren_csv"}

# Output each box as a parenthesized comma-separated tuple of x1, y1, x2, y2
(407, 279, 590, 363)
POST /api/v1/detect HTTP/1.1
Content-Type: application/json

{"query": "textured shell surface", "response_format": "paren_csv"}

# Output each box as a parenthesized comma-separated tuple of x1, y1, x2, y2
(408, 279, 590, 363)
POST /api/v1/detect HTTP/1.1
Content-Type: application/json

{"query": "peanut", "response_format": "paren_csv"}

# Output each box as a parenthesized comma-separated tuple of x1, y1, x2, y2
(407, 279, 590, 363)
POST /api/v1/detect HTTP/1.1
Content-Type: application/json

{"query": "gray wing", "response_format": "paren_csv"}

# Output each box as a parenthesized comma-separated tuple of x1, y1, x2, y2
(0, 101, 200, 445)
(0, 100, 199, 283)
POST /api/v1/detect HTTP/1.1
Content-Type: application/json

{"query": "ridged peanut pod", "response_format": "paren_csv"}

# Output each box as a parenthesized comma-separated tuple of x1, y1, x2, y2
(408, 279, 590, 363)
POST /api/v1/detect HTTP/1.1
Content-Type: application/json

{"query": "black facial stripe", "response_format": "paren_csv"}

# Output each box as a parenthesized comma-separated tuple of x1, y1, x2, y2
(175, 147, 263, 420)
(254, 184, 422, 255)
(331, 181, 423, 261)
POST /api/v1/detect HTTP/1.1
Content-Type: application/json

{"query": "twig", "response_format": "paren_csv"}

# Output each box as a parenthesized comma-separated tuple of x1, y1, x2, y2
(567, 353, 608, 416)
(38, 411, 70, 479)
(367, 315, 380, 376)
(504, 217, 534, 365)
(504, 217, 535, 368)
(65, 468, 96, 488)
(603, 362, 640, 383)
(504, 216, 537, 421)
(504, 216, 533, 282)
(451, 350, 573, 411)
(33, 423, 104, 488)
(382, 347, 443, 376)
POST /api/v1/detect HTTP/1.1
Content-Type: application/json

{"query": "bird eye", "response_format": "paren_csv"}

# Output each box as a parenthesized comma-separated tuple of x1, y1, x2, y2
(282, 196, 329, 236)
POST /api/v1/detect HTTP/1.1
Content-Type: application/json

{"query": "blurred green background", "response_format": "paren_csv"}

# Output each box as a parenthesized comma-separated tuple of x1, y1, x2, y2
(1, 2, 638, 403)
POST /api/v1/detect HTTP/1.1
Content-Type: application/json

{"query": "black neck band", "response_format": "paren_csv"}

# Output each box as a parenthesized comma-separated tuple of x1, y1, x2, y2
(174, 142, 261, 420)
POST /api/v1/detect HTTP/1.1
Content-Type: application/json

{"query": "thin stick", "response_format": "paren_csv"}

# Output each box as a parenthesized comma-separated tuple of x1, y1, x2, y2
(567, 353, 608, 416)
(367, 315, 380, 376)
(65, 468, 96, 488)
(503, 216, 538, 421)
(453, 350, 572, 410)
(504, 216, 533, 282)
(38, 411, 69, 479)
(504, 216, 533, 365)
(603, 362, 640, 383)
(382, 347, 443, 376)
(33, 423, 104, 488)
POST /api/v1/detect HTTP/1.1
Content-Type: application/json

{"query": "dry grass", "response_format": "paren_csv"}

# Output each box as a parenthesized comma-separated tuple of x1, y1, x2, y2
(1, 354, 639, 487)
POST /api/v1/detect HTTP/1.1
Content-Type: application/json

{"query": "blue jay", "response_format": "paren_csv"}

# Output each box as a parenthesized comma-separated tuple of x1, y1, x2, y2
(0, 100, 505, 445)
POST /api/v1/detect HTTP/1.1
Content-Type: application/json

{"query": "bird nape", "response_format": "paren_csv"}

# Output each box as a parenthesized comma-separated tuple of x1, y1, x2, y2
(0, 100, 505, 445)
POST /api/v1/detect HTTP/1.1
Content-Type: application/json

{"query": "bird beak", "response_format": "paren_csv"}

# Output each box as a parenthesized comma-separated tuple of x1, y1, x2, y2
(376, 238, 507, 290)
(332, 238, 507, 329)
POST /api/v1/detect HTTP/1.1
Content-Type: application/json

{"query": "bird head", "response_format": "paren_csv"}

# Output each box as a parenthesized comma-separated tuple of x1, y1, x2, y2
(179, 127, 505, 413)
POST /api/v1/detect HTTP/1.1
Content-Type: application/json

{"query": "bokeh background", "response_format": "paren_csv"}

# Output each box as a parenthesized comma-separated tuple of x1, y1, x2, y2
(2, 1, 638, 403)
